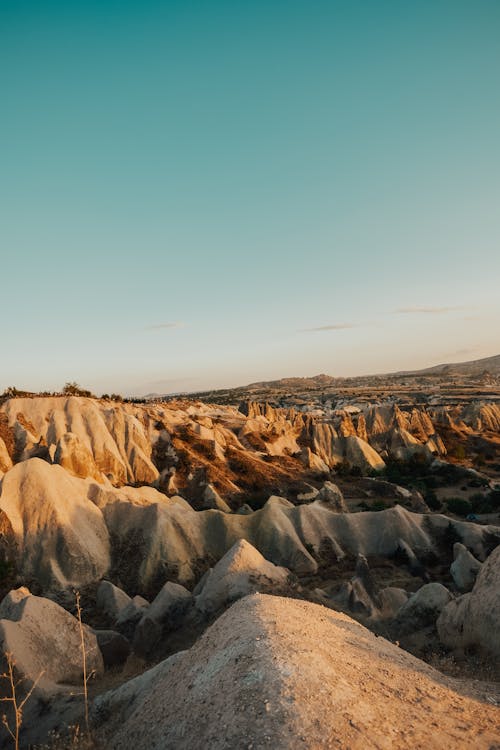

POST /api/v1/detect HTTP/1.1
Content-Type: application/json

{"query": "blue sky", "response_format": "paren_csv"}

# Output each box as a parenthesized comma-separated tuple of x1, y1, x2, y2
(1, 0, 499, 394)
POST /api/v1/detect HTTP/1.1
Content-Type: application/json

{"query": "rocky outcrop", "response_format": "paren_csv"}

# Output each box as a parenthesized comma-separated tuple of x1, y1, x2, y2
(342, 435, 386, 472)
(54, 431, 102, 480)
(195, 539, 289, 614)
(1, 397, 159, 486)
(133, 582, 192, 657)
(96, 580, 132, 621)
(450, 543, 482, 593)
(94, 629, 131, 668)
(314, 481, 348, 512)
(0, 587, 103, 694)
(94, 594, 500, 750)
(0, 459, 110, 589)
(437, 545, 500, 656)
(0, 437, 13, 473)
(394, 583, 453, 635)
(1, 457, 498, 594)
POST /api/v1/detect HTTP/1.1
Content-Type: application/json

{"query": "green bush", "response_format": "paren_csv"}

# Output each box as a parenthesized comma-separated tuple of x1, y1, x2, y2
(446, 497, 472, 517)
(425, 490, 442, 511)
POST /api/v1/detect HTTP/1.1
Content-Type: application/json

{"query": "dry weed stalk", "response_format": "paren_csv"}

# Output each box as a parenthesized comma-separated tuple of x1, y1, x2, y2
(74, 590, 95, 741)
(0, 651, 43, 750)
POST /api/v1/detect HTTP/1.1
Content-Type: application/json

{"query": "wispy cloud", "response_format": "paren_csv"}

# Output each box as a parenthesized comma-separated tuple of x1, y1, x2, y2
(145, 321, 185, 330)
(299, 323, 356, 332)
(394, 306, 467, 315)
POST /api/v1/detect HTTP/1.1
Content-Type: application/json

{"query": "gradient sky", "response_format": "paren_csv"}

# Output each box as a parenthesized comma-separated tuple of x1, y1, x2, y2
(2, 1, 499, 395)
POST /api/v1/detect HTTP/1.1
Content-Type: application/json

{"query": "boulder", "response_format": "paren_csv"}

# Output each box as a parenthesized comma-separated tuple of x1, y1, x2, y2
(394, 538, 426, 577)
(94, 629, 131, 668)
(395, 583, 453, 635)
(296, 484, 319, 502)
(195, 539, 289, 615)
(378, 587, 409, 619)
(437, 545, 500, 656)
(201, 484, 231, 513)
(343, 435, 386, 473)
(0, 588, 103, 695)
(133, 582, 192, 657)
(96, 580, 132, 621)
(115, 595, 150, 639)
(314, 481, 348, 512)
(450, 543, 482, 593)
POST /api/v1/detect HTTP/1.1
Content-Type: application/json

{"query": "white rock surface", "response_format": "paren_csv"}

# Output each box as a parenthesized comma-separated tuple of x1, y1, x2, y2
(437, 545, 500, 656)
(0, 587, 103, 694)
(0, 459, 110, 589)
(450, 542, 482, 593)
(195, 539, 289, 614)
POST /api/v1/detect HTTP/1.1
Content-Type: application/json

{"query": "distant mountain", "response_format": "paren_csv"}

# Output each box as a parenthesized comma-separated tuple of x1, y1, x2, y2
(245, 374, 338, 390)
(396, 353, 500, 377)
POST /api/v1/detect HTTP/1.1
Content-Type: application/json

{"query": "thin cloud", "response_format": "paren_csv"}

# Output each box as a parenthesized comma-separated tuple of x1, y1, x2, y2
(299, 323, 357, 332)
(394, 306, 467, 315)
(145, 322, 185, 330)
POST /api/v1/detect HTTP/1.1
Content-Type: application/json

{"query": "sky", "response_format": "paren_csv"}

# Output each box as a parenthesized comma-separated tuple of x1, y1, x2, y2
(1, 0, 499, 395)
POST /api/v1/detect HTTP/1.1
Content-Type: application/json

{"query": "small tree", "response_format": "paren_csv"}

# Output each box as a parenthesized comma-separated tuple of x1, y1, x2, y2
(62, 383, 92, 398)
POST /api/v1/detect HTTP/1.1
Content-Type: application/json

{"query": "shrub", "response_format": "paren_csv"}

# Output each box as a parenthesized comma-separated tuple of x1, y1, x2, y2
(62, 382, 93, 398)
(425, 490, 442, 511)
(446, 497, 472, 517)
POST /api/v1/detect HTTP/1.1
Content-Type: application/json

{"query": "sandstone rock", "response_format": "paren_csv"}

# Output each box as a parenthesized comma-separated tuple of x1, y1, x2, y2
(450, 542, 482, 593)
(195, 539, 289, 614)
(0, 459, 110, 589)
(115, 595, 149, 639)
(97, 594, 500, 750)
(296, 484, 319, 502)
(54, 431, 102, 480)
(92, 650, 186, 736)
(395, 582, 453, 635)
(437, 545, 500, 656)
(201, 483, 231, 512)
(343, 435, 386, 472)
(378, 586, 409, 618)
(94, 629, 131, 668)
(0, 437, 12, 473)
(133, 582, 192, 657)
(314, 481, 348, 512)
(0, 588, 103, 694)
(96, 580, 132, 621)
(300, 447, 330, 474)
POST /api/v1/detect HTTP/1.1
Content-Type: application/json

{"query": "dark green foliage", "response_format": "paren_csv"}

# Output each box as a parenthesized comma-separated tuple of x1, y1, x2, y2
(446, 497, 472, 517)
(425, 490, 442, 511)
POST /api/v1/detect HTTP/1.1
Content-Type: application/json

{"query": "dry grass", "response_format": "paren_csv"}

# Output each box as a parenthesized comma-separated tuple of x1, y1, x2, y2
(0, 652, 43, 750)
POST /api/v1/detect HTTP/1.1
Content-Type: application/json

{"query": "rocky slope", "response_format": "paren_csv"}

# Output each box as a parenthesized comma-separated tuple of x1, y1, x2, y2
(0, 394, 499, 747)
(93, 594, 499, 750)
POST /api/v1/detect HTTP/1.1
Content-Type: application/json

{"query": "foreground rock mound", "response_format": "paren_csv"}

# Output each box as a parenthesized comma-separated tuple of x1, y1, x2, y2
(438, 545, 500, 657)
(96, 594, 499, 750)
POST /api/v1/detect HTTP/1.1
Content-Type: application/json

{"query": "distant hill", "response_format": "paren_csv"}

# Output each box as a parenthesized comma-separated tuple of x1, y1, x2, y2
(145, 354, 500, 401)
(396, 353, 500, 377)
(245, 374, 338, 390)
